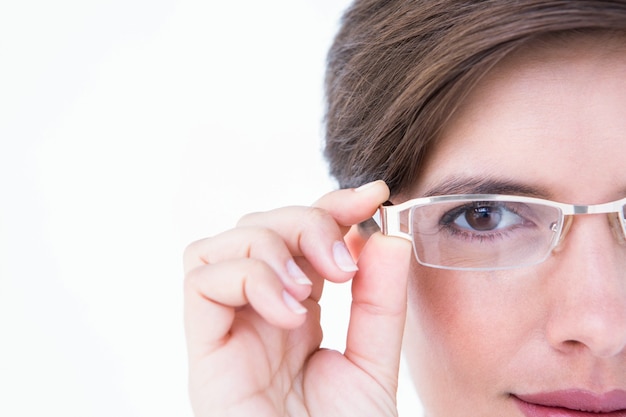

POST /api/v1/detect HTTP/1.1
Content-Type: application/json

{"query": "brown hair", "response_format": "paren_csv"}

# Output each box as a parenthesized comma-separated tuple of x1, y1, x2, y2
(324, 0, 626, 196)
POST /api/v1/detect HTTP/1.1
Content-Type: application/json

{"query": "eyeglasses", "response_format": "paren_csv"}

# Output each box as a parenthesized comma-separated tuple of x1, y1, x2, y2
(376, 194, 626, 271)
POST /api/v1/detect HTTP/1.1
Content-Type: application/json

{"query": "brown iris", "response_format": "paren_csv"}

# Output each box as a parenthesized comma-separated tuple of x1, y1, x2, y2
(465, 206, 502, 231)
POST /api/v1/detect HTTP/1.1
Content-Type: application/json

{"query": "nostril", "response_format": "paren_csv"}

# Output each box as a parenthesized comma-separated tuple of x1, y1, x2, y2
(555, 339, 585, 354)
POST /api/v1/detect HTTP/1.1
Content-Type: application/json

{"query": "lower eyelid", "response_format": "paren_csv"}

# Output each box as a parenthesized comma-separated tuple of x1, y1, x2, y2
(439, 224, 514, 243)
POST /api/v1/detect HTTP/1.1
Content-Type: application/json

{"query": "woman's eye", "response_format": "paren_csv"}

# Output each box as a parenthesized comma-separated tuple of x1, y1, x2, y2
(452, 204, 522, 232)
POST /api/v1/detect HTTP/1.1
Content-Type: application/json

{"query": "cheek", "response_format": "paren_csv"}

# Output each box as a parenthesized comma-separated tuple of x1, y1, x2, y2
(404, 263, 541, 413)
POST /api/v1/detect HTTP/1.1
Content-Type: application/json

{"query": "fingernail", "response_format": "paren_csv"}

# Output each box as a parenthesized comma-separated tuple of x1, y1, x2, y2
(282, 290, 307, 314)
(286, 259, 313, 286)
(333, 241, 359, 272)
(355, 180, 381, 192)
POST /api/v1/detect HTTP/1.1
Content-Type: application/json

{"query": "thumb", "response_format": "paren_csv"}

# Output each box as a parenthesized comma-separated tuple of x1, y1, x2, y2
(344, 232, 412, 393)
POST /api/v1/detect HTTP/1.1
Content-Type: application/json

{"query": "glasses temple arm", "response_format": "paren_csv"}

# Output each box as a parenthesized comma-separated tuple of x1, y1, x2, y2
(356, 201, 393, 239)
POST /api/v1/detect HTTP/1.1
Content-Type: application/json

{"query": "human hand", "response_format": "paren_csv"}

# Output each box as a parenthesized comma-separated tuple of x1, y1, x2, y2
(183, 181, 412, 416)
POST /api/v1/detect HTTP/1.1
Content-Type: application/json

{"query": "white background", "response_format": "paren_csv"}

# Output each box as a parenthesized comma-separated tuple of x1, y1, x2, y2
(0, 1, 422, 415)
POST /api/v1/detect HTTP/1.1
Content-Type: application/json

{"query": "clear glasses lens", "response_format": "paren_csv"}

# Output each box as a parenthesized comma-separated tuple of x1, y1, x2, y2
(410, 199, 563, 270)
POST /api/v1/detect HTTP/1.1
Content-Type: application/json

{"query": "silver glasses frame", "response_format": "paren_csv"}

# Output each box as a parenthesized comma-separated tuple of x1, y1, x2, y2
(377, 194, 626, 270)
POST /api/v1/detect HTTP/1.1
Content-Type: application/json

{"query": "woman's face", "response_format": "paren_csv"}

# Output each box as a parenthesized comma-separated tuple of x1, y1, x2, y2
(403, 36, 626, 416)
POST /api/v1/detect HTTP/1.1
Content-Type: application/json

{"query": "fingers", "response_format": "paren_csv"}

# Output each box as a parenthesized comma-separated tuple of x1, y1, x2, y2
(237, 180, 390, 284)
(184, 227, 316, 358)
(183, 180, 392, 360)
(237, 206, 358, 284)
(185, 227, 315, 300)
(313, 180, 390, 228)
(344, 232, 412, 393)
(184, 257, 310, 360)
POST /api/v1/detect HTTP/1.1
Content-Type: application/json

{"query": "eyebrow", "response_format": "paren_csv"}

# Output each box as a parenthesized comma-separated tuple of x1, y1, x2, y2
(422, 177, 552, 198)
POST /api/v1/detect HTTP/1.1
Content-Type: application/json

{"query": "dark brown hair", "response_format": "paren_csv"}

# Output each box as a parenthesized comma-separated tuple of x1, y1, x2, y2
(324, 0, 626, 196)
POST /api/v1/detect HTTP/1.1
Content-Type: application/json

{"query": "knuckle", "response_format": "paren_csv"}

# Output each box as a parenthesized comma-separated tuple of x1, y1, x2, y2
(182, 237, 214, 272)
(241, 258, 275, 282)
(300, 206, 341, 238)
(183, 257, 276, 296)
(183, 264, 206, 294)
(183, 237, 206, 260)
(236, 210, 263, 227)
(227, 226, 284, 258)
(183, 226, 283, 269)
(302, 206, 334, 227)
(246, 226, 282, 249)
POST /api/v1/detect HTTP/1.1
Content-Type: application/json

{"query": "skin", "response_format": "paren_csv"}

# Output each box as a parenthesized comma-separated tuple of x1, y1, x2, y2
(403, 35, 626, 416)
(183, 35, 626, 417)
(184, 182, 412, 417)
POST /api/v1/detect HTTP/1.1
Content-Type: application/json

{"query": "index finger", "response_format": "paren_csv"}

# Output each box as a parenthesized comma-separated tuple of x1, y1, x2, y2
(313, 180, 390, 229)
(238, 181, 390, 283)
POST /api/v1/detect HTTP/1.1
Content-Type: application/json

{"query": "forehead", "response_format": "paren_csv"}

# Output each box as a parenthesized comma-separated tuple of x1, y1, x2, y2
(412, 34, 626, 204)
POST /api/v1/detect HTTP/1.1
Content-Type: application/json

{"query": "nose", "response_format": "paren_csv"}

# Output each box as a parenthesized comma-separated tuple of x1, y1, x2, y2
(545, 214, 626, 358)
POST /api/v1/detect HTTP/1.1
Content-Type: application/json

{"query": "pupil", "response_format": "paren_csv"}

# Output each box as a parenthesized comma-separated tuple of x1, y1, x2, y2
(466, 206, 501, 231)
